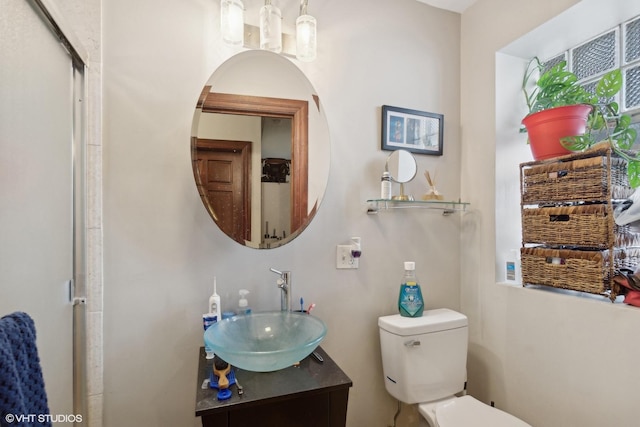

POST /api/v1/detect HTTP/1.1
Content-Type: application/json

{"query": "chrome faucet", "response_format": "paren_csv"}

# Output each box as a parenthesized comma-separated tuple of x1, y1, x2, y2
(269, 268, 292, 311)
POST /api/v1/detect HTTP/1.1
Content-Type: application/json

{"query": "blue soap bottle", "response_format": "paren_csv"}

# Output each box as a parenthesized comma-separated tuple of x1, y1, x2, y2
(398, 261, 424, 317)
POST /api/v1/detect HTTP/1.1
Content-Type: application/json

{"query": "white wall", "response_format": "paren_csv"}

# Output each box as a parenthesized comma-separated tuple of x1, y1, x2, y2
(103, 1, 461, 426)
(461, 0, 640, 426)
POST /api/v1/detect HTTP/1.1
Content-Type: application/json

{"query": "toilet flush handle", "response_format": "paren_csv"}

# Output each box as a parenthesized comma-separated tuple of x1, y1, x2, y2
(404, 339, 421, 347)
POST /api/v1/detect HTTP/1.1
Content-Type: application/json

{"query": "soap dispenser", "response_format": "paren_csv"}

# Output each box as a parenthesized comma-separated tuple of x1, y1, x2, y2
(398, 261, 424, 317)
(237, 289, 252, 315)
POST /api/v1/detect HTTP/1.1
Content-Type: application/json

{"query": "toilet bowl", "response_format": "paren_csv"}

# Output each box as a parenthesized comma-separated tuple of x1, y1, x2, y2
(378, 310, 531, 427)
(418, 395, 531, 427)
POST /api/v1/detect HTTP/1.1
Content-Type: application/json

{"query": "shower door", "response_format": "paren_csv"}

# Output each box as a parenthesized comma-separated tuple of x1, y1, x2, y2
(0, 0, 87, 424)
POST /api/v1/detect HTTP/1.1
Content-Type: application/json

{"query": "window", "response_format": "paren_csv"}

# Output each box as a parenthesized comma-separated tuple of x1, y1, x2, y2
(542, 15, 640, 139)
(495, 5, 640, 290)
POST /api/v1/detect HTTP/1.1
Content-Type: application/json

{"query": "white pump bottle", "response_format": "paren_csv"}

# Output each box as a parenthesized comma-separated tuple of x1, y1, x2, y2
(237, 289, 251, 315)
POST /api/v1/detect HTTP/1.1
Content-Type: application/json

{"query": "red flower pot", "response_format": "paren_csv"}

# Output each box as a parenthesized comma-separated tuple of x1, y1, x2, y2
(522, 104, 593, 161)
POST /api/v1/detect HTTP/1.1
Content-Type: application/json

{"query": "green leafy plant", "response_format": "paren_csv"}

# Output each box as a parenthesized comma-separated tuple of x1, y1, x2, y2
(522, 57, 596, 114)
(522, 57, 640, 187)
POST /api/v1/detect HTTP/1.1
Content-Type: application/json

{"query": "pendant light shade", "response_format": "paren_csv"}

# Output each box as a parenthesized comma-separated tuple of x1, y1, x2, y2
(260, 1, 282, 53)
(296, 14, 316, 62)
(220, 0, 317, 61)
(221, 0, 244, 46)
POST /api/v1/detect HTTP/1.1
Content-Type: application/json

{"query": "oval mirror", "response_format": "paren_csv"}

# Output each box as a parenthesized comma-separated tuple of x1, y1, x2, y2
(191, 51, 330, 249)
(386, 149, 417, 183)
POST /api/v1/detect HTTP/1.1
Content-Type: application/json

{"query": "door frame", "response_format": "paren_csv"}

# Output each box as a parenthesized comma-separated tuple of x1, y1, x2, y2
(200, 90, 309, 231)
(31, 0, 90, 422)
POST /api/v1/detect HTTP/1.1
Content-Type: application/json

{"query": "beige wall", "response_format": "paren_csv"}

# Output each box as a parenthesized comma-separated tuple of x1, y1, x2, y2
(28, 0, 640, 426)
(103, 0, 461, 426)
(461, 1, 640, 426)
(31, 0, 640, 426)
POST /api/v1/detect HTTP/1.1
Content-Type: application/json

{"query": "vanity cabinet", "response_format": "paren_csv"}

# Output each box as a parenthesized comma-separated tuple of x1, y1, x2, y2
(195, 346, 352, 427)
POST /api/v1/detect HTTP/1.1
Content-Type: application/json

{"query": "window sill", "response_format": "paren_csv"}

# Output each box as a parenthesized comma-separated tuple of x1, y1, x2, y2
(496, 281, 628, 305)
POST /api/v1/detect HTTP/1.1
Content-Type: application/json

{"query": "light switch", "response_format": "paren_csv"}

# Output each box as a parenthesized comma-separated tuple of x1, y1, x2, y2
(336, 245, 358, 269)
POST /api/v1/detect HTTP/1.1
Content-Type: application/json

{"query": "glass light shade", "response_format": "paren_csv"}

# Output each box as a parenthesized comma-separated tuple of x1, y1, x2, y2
(221, 0, 244, 46)
(296, 14, 317, 62)
(260, 4, 282, 53)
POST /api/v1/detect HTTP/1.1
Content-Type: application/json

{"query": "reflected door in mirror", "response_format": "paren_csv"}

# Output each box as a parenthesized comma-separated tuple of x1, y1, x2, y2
(197, 91, 309, 246)
(195, 139, 251, 244)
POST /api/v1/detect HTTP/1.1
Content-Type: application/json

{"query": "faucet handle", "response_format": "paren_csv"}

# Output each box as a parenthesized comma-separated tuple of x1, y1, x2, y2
(270, 267, 284, 276)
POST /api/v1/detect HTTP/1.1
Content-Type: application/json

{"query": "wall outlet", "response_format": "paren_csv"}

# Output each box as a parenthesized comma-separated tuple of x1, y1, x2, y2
(336, 245, 358, 269)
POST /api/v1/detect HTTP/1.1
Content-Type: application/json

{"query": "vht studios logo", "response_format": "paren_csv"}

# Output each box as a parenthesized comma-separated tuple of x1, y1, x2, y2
(4, 414, 83, 423)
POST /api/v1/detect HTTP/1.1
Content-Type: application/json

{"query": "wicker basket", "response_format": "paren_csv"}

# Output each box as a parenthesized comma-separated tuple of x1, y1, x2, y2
(521, 204, 640, 248)
(519, 145, 640, 300)
(520, 247, 640, 300)
(520, 146, 632, 205)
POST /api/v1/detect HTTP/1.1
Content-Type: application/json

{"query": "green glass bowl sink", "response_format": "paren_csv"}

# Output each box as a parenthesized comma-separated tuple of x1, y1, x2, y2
(204, 311, 327, 372)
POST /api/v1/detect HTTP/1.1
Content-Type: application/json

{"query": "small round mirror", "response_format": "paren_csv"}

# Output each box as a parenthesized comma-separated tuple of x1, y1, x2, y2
(386, 149, 417, 183)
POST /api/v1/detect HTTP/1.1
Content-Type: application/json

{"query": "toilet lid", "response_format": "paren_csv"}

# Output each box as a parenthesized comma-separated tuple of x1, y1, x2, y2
(434, 396, 531, 427)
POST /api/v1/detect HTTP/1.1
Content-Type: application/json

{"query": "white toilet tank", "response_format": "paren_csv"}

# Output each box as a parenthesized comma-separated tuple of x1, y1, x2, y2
(378, 308, 468, 404)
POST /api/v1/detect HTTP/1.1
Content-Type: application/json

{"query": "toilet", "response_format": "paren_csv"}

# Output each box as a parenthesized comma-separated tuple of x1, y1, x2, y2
(378, 309, 531, 427)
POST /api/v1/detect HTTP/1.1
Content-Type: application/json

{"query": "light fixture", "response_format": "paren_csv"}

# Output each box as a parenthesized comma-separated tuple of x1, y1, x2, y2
(220, 0, 317, 62)
(296, 1, 316, 62)
(260, 0, 282, 53)
(221, 0, 245, 46)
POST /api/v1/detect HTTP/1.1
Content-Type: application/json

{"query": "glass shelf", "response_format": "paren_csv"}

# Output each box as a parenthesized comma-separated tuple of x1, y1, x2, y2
(366, 199, 470, 215)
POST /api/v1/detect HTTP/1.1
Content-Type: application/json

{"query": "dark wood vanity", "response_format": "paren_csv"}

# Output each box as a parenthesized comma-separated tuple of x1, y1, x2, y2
(195, 346, 352, 427)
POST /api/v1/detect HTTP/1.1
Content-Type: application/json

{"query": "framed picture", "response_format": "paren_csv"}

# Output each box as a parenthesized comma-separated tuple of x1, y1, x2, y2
(381, 105, 443, 156)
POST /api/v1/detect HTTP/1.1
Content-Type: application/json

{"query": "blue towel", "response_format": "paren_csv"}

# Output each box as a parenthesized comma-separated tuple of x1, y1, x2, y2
(0, 312, 51, 427)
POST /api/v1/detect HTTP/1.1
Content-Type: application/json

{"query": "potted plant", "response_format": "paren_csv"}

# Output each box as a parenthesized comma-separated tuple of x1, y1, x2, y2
(521, 57, 640, 187)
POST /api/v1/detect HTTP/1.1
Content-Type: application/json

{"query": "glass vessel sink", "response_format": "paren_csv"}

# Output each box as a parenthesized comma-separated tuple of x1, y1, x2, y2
(204, 311, 327, 372)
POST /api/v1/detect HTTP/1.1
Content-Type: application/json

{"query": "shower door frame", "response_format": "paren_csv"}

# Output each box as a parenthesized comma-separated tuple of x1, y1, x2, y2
(30, 0, 90, 423)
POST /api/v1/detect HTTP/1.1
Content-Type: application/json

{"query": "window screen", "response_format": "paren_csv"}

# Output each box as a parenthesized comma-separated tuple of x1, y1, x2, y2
(543, 15, 640, 118)
(626, 66, 640, 109)
(572, 31, 617, 80)
(625, 18, 640, 63)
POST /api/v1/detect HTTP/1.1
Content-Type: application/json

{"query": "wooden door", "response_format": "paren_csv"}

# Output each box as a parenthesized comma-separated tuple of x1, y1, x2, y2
(195, 139, 251, 244)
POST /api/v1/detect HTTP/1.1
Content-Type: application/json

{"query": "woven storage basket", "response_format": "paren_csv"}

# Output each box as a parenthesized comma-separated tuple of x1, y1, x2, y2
(521, 247, 612, 297)
(520, 145, 632, 205)
(521, 204, 640, 248)
(520, 247, 640, 300)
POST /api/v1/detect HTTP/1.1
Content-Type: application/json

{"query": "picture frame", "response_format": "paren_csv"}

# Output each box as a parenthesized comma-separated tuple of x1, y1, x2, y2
(381, 105, 444, 156)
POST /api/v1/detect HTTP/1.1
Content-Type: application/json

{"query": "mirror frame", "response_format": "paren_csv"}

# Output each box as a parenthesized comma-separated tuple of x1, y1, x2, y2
(195, 87, 310, 233)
